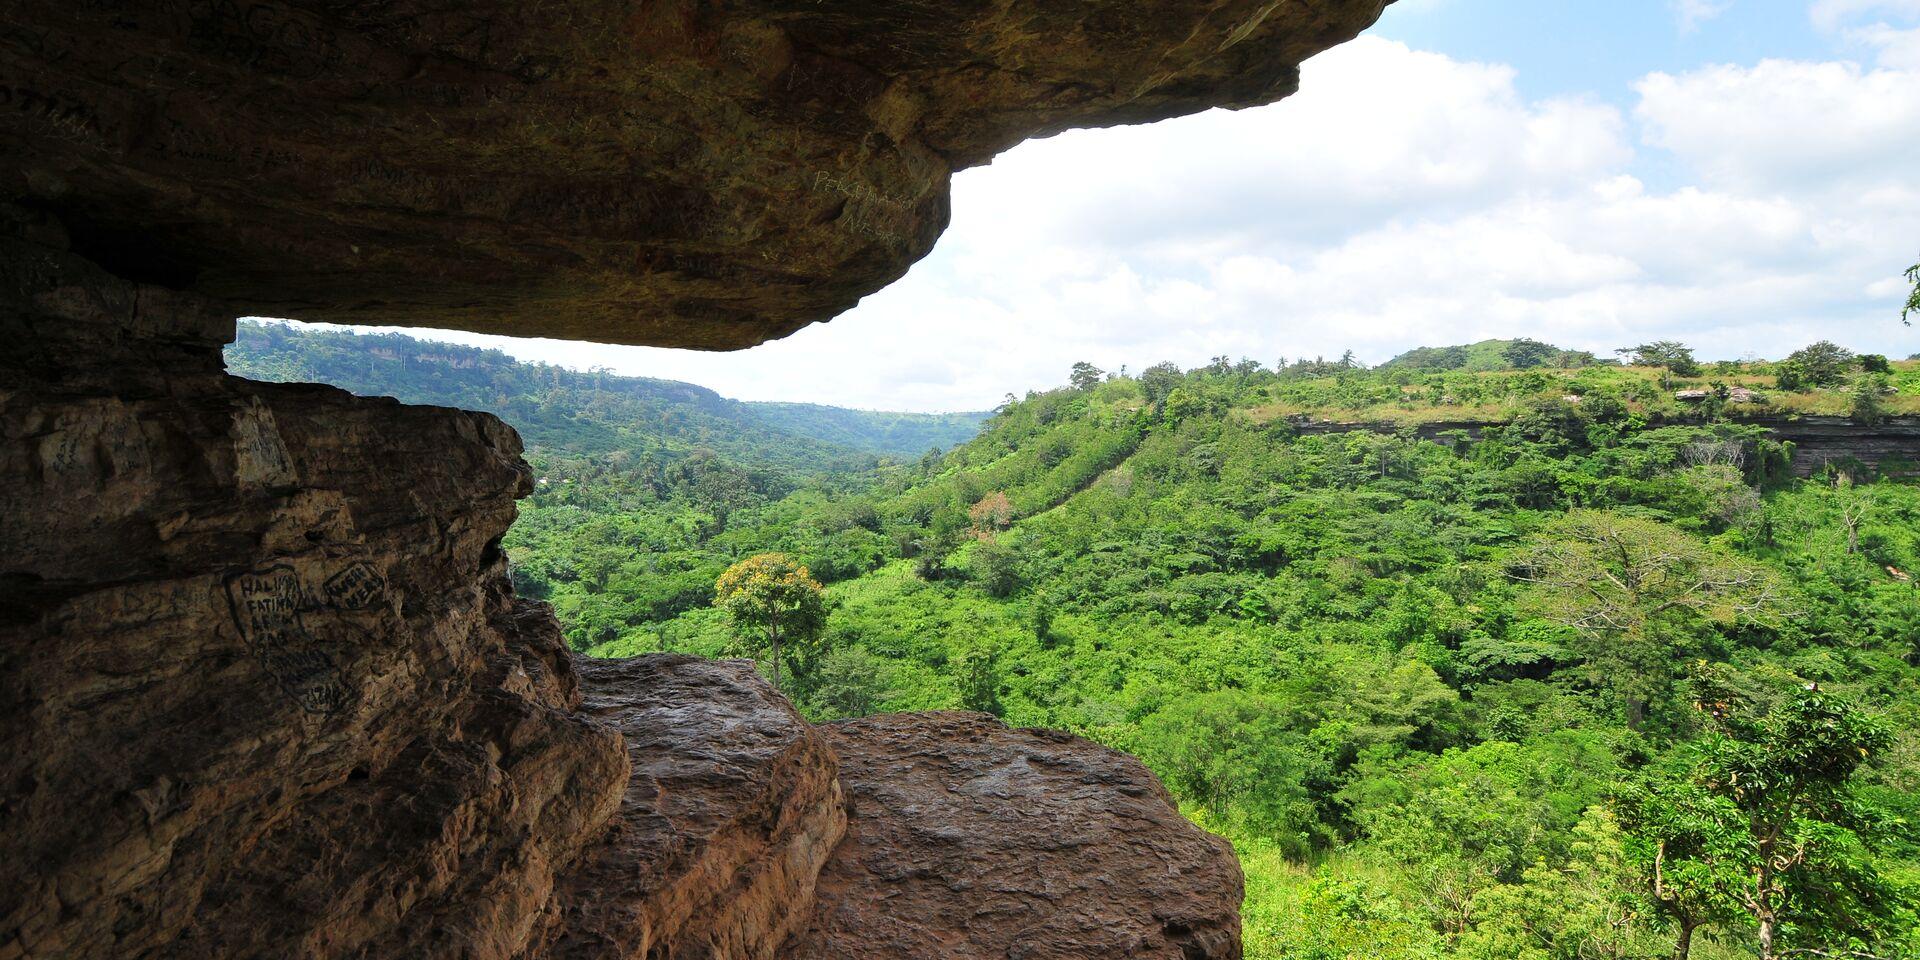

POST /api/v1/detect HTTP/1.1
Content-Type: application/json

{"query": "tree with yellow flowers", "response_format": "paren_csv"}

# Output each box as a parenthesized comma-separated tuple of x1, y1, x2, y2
(714, 553, 825, 689)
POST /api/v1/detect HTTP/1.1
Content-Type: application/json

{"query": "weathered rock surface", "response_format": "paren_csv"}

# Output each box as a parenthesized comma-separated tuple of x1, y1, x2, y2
(790, 712, 1246, 960)
(531, 655, 845, 960)
(1, 0, 1388, 347)
(0, 223, 630, 960)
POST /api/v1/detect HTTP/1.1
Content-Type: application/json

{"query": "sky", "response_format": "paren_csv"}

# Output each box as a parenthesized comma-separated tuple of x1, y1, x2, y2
(267, 0, 1920, 412)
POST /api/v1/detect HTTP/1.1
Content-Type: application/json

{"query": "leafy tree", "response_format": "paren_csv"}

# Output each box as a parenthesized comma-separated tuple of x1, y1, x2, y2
(805, 647, 897, 719)
(967, 538, 1023, 597)
(953, 638, 1002, 714)
(1069, 361, 1105, 390)
(1779, 341, 1856, 390)
(1459, 808, 1653, 960)
(1850, 373, 1889, 426)
(1512, 512, 1786, 726)
(1504, 338, 1560, 370)
(714, 552, 826, 688)
(1621, 341, 1702, 380)
(1139, 361, 1184, 406)
(1617, 677, 1910, 960)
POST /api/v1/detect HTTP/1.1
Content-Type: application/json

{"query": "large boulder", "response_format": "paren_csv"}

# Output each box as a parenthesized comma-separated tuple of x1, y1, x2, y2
(790, 712, 1246, 960)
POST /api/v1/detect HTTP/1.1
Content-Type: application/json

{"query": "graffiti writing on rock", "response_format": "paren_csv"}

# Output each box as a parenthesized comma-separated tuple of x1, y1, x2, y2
(223, 563, 367, 715)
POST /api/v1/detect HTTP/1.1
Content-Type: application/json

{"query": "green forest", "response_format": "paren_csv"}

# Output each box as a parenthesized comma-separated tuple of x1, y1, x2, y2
(230, 327, 1920, 960)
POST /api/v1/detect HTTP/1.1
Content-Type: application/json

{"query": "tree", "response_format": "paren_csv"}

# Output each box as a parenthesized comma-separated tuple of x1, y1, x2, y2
(1511, 512, 1786, 726)
(805, 647, 896, 720)
(1459, 808, 1652, 960)
(1139, 361, 1183, 407)
(1068, 361, 1105, 390)
(1617, 676, 1909, 960)
(967, 538, 1023, 597)
(953, 638, 1002, 714)
(1778, 341, 1855, 390)
(967, 491, 1014, 538)
(1849, 373, 1889, 427)
(1621, 341, 1701, 380)
(1903, 257, 1918, 325)
(714, 553, 826, 689)
(1503, 338, 1559, 370)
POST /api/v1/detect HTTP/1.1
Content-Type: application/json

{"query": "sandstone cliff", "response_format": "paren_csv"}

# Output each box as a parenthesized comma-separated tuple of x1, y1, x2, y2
(3, 0, 1391, 955)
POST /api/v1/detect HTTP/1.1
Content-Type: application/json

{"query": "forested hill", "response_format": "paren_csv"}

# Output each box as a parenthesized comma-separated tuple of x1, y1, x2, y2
(225, 321, 987, 469)
(541, 347, 1920, 960)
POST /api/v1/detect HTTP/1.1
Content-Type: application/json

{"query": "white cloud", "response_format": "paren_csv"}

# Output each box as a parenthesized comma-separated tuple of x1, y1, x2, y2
(1812, 0, 1920, 67)
(1636, 59, 1920, 192)
(1674, 0, 1734, 33)
(339, 35, 1920, 411)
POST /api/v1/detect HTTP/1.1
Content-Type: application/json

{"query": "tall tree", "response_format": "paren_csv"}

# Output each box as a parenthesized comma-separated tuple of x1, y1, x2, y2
(714, 553, 826, 688)
(1068, 361, 1105, 390)
(1512, 512, 1785, 726)
(1617, 676, 1909, 960)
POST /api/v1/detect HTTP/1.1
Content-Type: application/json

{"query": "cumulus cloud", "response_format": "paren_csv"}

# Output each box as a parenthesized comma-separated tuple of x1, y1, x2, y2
(357, 34, 1920, 411)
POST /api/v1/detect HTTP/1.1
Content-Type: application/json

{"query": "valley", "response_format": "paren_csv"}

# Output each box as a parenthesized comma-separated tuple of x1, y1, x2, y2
(232, 327, 1920, 960)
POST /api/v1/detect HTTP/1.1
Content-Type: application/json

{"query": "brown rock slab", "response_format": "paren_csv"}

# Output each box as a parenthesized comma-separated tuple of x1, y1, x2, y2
(1, 0, 1388, 347)
(529, 655, 846, 960)
(790, 712, 1245, 960)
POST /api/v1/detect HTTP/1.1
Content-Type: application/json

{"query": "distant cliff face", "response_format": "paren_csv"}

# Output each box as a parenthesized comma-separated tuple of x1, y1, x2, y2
(3, 0, 1389, 954)
(1286, 415, 1920, 478)
(1746, 416, 1920, 477)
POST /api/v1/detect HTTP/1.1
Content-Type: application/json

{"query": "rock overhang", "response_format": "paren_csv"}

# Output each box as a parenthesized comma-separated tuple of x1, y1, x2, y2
(2, 0, 1391, 349)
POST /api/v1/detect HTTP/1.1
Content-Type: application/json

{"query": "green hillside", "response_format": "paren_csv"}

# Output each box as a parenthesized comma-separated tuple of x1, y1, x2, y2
(225, 321, 986, 469)
(1380, 337, 1606, 371)
(555, 352, 1920, 960)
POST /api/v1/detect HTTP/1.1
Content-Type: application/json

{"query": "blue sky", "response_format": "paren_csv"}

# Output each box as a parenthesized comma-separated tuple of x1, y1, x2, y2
(1376, 0, 1828, 101)
(278, 0, 1920, 411)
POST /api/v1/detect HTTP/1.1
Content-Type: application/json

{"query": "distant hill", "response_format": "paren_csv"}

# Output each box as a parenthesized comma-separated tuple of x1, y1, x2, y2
(1381, 338, 1604, 371)
(225, 322, 987, 471)
(744, 402, 990, 459)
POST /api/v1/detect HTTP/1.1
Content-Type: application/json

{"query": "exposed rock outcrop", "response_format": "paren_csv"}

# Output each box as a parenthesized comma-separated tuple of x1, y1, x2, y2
(1, 0, 1387, 346)
(792, 713, 1246, 960)
(531, 656, 845, 960)
(0, 225, 630, 960)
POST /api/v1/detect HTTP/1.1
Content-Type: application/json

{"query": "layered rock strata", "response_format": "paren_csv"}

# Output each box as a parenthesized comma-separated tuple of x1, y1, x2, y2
(0, 220, 630, 960)
(530, 656, 845, 960)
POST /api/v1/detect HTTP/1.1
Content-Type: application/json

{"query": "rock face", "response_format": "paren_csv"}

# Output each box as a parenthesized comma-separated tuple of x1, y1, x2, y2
(531, 656, 846, 960)
(4, 0, 1391, 954)
(1, 0, 1387, 346)
(792, 713, 1246, 960)
(0, 222, 630, 960)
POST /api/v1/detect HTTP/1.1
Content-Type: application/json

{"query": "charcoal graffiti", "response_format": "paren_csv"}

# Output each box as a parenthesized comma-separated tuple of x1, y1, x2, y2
(224, 564, 351, 715)
(322, 562, 386, 610)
